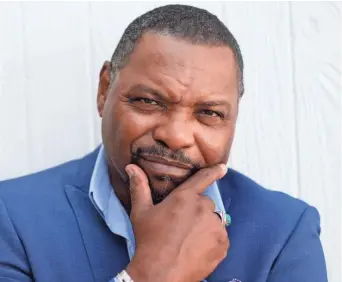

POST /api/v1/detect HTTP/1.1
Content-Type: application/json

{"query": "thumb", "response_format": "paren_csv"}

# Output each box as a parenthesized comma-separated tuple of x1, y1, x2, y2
(125, 164, 153, 215)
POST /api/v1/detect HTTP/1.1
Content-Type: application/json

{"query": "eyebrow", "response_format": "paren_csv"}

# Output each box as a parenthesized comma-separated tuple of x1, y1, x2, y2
(128, 84, 232, 110)
(196, 100, 232, 110)
(128, 84, 167, 101)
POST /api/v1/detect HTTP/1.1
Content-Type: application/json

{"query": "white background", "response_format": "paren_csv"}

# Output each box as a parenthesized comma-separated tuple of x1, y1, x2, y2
(0, 1, 340, 281)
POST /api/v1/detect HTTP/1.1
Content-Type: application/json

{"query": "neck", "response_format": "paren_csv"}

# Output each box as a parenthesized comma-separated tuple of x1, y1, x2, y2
(107, 164, 132, 214)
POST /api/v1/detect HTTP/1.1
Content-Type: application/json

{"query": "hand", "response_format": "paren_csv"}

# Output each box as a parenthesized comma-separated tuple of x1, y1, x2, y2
(125, 163, 229, 282)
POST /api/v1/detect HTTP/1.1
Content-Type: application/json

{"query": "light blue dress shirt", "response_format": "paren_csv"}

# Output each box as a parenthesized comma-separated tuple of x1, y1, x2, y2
(89, 146, 226, 282)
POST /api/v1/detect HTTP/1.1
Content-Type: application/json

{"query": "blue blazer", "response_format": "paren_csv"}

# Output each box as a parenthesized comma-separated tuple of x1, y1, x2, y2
(0, 148, 327, 282)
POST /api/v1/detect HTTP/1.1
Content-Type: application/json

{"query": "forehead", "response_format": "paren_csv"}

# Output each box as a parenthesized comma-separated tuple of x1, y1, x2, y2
(118, 32, 238, 99)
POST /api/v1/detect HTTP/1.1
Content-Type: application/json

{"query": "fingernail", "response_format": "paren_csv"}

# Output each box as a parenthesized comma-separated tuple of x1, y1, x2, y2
(125, 166, 134, 178)
(219, 164, 227, 174)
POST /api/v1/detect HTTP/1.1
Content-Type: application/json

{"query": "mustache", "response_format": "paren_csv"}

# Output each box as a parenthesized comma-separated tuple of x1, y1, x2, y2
(132, 144, 201, 171)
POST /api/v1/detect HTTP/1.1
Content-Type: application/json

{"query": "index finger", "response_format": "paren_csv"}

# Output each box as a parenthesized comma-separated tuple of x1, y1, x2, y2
(177, 163, 227, 195)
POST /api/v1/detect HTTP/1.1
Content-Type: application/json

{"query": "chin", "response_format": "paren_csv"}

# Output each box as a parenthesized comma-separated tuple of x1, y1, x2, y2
(147, 176, 179, 205)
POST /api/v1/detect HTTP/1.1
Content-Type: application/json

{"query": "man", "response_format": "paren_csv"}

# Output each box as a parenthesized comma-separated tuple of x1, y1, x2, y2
(0, 4, 327, 282)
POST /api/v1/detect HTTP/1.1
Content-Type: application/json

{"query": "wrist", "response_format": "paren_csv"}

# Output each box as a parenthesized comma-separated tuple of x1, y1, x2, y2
(126, 257, 174, 282)
(126, 262, 148, 282)
(116, 270, 134, 282)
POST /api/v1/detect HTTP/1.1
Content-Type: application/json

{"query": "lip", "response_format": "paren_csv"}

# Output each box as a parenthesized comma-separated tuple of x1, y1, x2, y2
(140, 154, 193, 169)
(137, 154, 193, 180)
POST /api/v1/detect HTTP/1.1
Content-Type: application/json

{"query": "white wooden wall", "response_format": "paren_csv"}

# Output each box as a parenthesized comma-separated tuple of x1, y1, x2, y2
(0, 2, 340, 281)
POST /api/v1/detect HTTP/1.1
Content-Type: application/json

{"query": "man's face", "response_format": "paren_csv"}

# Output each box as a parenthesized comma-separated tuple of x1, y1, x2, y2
(98, 32, 239, 204)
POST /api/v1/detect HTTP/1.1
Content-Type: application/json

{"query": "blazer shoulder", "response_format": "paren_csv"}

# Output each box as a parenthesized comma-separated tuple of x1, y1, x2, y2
(0, 147, 99, 205)
(220, 169, 313, 227)
(218, 170, 326, 282)
(0, 159, 76, 195)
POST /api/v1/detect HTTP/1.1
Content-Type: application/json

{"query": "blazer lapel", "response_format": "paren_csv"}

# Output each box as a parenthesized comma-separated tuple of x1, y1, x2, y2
(64, 148, 130, 282)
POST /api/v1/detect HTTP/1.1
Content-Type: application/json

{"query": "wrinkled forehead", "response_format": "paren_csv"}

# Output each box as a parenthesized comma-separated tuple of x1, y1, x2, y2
(118, 32, 239, 101)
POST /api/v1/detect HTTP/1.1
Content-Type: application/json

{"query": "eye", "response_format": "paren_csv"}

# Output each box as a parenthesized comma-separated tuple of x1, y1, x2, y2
(199, 109, 224, 118)
(128, 97, 166, 112)
(134, 97, 158, 105)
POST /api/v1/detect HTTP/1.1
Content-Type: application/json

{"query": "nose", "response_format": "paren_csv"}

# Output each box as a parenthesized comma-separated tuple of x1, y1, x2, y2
(152, 113, 195, 151)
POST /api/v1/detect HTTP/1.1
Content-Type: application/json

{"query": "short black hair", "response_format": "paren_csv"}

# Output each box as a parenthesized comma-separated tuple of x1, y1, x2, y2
(110, 4, 244, 97)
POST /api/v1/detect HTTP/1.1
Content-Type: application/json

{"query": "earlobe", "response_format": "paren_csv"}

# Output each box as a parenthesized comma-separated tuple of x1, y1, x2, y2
(97, 61, 112, 117)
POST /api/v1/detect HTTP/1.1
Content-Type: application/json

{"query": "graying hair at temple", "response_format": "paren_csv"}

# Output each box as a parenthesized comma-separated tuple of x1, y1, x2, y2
(109, 4, 245, 97)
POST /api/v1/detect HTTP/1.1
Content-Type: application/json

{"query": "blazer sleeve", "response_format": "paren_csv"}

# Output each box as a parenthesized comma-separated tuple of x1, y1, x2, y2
(0, 196, 32, 281)
(267, 206, 328, 282)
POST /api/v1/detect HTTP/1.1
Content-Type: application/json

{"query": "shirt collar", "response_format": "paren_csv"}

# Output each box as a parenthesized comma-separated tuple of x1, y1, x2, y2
(89, 145, 111, 220)
(89, 145, 135, 255)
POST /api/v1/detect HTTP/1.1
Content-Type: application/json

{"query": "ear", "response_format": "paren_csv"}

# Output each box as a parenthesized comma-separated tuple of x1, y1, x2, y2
(97, 61, 112, 117)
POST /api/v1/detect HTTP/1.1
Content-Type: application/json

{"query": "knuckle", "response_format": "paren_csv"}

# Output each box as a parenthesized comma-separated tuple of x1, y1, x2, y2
(222, 235, 230, 250)
(216, 234, 225, 245)
(199, 165, 223, 180)
(221, 249, 228, 260)
(200, 196, 215, 210)
(196, 200, 206, 213)
(195, 198, 212, 215)
(200, 169, 212, 179)
(130, 176, 147, 192)
(129, 176, 139, 191)
(217, 229, 229, 245)
(129, 181, 138, 192)
(172, 191, 187, 205)
(194, 168, 210, 181)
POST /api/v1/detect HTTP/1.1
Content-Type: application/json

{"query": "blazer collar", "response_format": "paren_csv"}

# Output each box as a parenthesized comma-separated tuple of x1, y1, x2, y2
(71, 146, 101, 193)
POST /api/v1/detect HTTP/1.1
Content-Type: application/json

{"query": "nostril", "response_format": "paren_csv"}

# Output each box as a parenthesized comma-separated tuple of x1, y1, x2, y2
(156, 140, 169, 149)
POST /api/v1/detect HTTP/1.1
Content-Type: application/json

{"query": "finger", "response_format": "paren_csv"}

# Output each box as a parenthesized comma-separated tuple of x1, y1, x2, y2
(218, 228, 229, 251)
(125, 164, 153, 215)
(213, 211, 224, 225)
(177, 163, 227, 195)
(198, 195, 216, 212)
